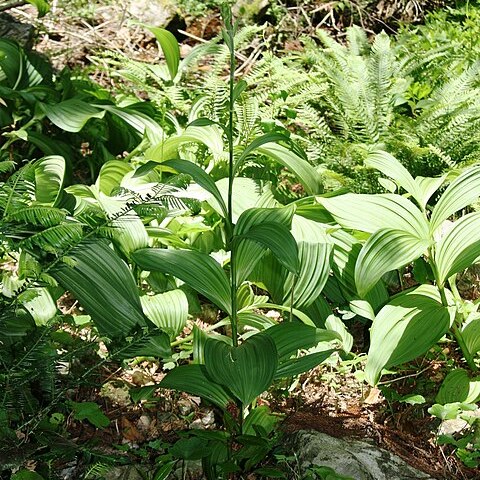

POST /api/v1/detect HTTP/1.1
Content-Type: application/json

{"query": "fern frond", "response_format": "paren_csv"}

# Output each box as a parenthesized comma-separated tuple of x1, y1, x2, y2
(8, 206, 67, 227)
(20, 223, 84, 253)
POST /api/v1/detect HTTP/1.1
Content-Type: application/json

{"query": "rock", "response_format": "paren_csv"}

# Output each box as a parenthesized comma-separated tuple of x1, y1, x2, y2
(100, 381, 132, 407)
(232, 0, 269, 22)
(291, 431, 434, 480)
(0, 13, 34, 49)
(104, 466, 152, 480)
(128, 0, 177, 28)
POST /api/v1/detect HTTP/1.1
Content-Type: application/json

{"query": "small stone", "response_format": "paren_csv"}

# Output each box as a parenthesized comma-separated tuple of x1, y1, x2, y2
(178, 398, 194, 416)
(100, 382, 131, 407)
(291, 430, 434, 480)
(201, 410, 215, 426)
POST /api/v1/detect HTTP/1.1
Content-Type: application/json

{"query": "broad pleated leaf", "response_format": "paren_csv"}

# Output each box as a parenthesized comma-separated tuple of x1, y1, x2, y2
(255, 143, 323, 195)
(264, 321, 340, 359)
(414, 175, 446, 208)
(330, 229, 388, 310)
(159, 364, 231, 409)
(462, 319, 480, 356)
(238, 223, 299, 275)
(144, 26, 180, 80)
(251, 216, 332, 309)
(132, 248, 231, 314)
(325, 315, 353, 352)
(234, 133, 289, 172)
(355, 228, 430, 297)
(141, 290, 188, 340)
(366, 285, 455, 385)
(42, 99, 105, 132)
(53, 240, 146, 337)
(318, 193, 428, 237)
(34, 156, 65, 206)
(115, 332, 171, 360)
(288, 216, 332, 308)
(204, 333, 277, 405)
(436, 369, 480, 404)
(365, 150, 421, 204)
(210, 177, 263, 223)
(164, 159, 227, 218)
(430, 165, 480, 233)
(95, 160, 132, 196)
(434, 212, 480, 285)
(27, 0, 50, 16)
(242, 406, 279, 436)
(234, 206, 297, 283)
(99, 104, 164, 144)
(98, 193, 149, 256)
(274, 350, 335, 379)
(19, 287, 57, 326)
(146, 125, 224, 162)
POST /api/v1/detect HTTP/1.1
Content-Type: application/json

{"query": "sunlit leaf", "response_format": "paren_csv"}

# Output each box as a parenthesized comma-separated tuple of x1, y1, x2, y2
(365, 285, 455, 385)
(204, 333, 277, 405)
(160, 364, 231, 409)
(434, 212, 480, 285)
(355, 228, 430, 297)
(141, 290, 188, 340)
(430, 165, 480, 233)
(53, 240, 146, 337)
(132, 248, 232, 314)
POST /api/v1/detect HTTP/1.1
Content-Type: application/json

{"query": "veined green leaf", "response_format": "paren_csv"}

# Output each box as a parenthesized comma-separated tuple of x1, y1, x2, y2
(264, 321, 340, 359)
(159, 364, 231, 409)
(462, 318, 480, 357)
(210, 177, 263, 223)
(95, 160, 132, 196)
(436, 369, 480, 404)
(164, 159, 227, 218)
(366, 285, 455, 385)
(19, 287, 56, 326)
(144, 26, 180, 80)
(238, 223, 299, 275)
(288, 216, 332, 308)
(274, 350, 335, 379)
(234, 133, 289, 172)
(318, 193, 429, 237)
(204, 333, 277, 405)
(435, 212, 480, 285)
(430, 165, 480, 233)
(52, 240, 146, 338)
(98, 193, 149, 256)
(242, 406, 279, 436)
(414, 175, 446, 209)
(355, 229, 430, 297)
(330, 229, 388, 310)
(255, 143, 323, 195)
(251, 216, 332, 309)
(41, 99, 105, 133)
(34, 155, 65, 206)
(365, 150, 421, 205)
(141, 290, 188, 340)
(132, 248, 232, 314)
(98, 104, 164, 144)
(146, 125, 224, 162)
(325, 314, 353, 353)
(234, 206, 297, 283)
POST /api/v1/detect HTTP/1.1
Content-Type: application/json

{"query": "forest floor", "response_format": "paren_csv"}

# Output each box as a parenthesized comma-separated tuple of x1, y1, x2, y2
(4, 1, 479, 479)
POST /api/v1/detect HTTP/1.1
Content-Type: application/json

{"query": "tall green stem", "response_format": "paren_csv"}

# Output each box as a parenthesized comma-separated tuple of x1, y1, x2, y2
(225, 14, 238, 349)
(428, 247, 478, 371)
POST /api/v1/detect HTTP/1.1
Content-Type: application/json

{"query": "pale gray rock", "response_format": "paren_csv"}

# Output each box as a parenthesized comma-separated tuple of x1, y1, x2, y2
(292, 431, 435, 480)
(128, 0, 176, 28)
